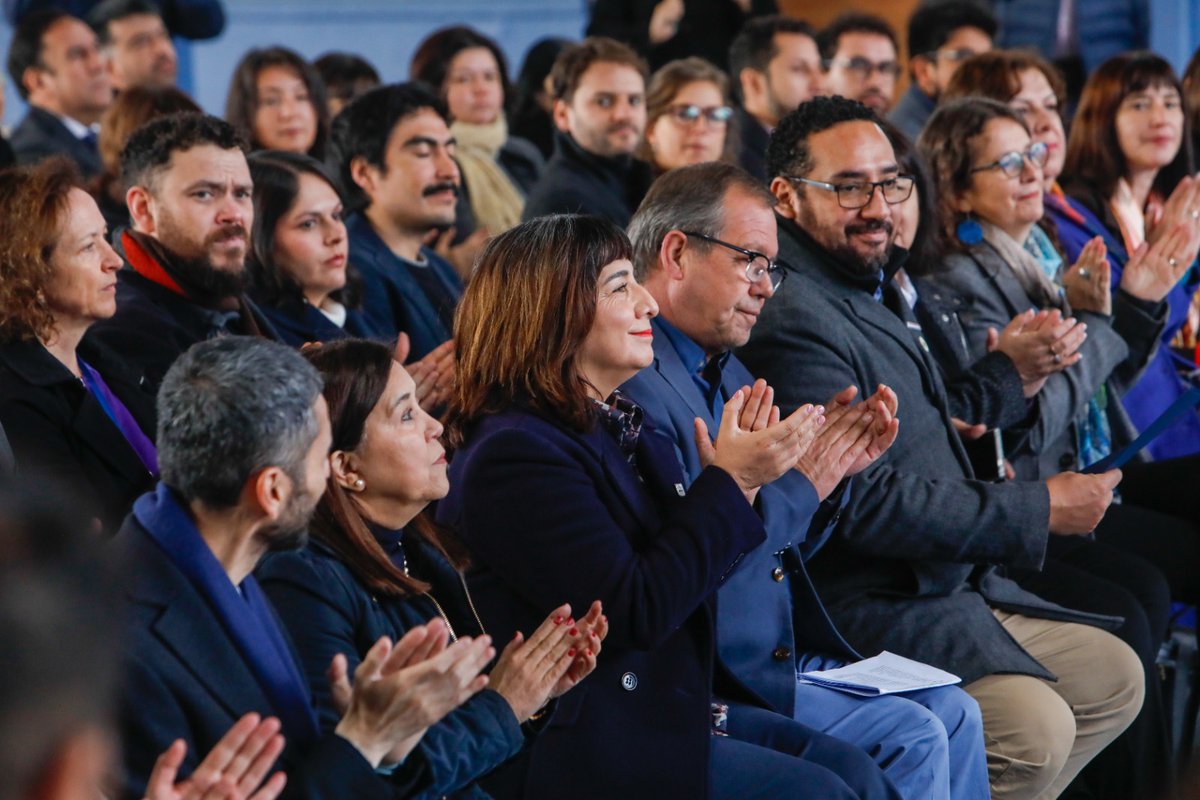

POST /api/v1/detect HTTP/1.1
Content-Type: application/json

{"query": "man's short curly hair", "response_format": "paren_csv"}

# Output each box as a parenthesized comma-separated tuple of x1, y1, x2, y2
(120, 111, 248, 193)
(766, 95, 880, 181)
(0, 158, 83, 344)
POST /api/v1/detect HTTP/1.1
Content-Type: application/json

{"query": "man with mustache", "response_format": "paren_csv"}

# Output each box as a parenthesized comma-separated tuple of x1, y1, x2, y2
(332, 82, 464, 377)
(817, 13, 900, 116)
(88, 112, 279, 392)
(88, 0, 178, 92)
(521, 36, 654, 228)
(738, 96, 1143, 799)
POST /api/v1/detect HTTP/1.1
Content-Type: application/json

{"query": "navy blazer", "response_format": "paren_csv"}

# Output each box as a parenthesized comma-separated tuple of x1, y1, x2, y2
(9, 106, 102, 177)
(257, 537, 525, 800)
(254, 297, 383, 348)
(115, 514, 427, 800)
(345, 213, 463, 360)
(0, 337, 156, 530)
(620, 322, 857, 716)
(437, 407, 767, 799)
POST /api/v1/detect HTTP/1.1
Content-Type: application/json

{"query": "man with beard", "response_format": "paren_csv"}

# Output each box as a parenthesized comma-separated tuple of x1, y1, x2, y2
(87, 112, 275, 392)
(728, 15, 822, 181)
(88, 0, 178, 92)
(817, 13, 901, 116)
(332, 82, 463, 374)
(737, 96, 1144, 799)
(118, 336, 498, 799)
(521, 37, 653, 227)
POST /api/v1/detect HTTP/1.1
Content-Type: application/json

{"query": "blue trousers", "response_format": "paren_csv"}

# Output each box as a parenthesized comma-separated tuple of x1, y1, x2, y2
(795, 654, 990, 800)
(711, 702, 902, 800)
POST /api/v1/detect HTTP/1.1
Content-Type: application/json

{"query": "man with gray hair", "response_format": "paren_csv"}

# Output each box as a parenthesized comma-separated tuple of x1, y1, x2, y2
(619, 161, 990, 799)
(117, 336, 496, 800)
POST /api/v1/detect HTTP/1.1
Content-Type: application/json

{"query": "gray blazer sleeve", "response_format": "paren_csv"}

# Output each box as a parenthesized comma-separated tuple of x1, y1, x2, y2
(741, 291, 1049, 570)
(931, 252, 1131, 456)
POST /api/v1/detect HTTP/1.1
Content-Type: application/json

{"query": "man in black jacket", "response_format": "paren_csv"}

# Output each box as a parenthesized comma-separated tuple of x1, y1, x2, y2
(87, 112, 278, 392)
(522, 37, 653, 228)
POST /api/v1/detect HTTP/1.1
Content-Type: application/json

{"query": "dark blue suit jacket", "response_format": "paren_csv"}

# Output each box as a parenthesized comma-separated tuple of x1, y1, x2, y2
(620, 322, 857, 716)
(116, 513, 423, 800)
(254, 297, 382, 348)
(257, 538, 525, 799)
(9, 106, 102, 177)
(345, 213, 463, 360)
(437, 407, 767, 799)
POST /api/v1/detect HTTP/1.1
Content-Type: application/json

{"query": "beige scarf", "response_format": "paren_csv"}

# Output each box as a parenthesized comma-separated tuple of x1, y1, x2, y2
(451, 117, 524, 234)
(979, 220, 1065, 311)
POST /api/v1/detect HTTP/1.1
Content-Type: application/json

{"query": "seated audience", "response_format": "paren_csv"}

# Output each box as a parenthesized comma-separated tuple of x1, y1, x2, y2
(727, 15, 821, 180)
(330, 82, 463, 367)
(226, 46, 329, 159)
(817, 13, 900, 115)
(621, 162, 990, 800)
(1062, 52, 1200, 460)
(7, 10, 111, 177)
(0, 480, 288, 800)
(522, 37, 654, 227)
(246, 151, 380, 346)
(314, 51, 380, 118)
(641, 57, 734, 174)
(88, 112, 279, 392)
(0, 158, 157, 532)
(585, 0, 776, 72)
(903, 106, 1175, 800)
(438, 213, 903, 800)
(91, 84, 200, 230)
(739, 95, 1143, 799)
(888, 0, 995, 142)
(87, 0, 177, 91)
(259, 338, 605, 797)
(509, 37, 571, 160)
(412, 26, 544, 232)
(118, 335, 498, 797)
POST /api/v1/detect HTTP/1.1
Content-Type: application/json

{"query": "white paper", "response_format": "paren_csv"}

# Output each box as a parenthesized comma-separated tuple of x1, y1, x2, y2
(798, 651, 961, 697)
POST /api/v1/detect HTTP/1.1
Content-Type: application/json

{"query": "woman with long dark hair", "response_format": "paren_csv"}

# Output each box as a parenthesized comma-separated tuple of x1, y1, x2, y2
(226, 47, 329, 159)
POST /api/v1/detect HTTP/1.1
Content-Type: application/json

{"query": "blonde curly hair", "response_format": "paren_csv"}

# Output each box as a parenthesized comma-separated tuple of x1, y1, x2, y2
(0, 158, 81, 344)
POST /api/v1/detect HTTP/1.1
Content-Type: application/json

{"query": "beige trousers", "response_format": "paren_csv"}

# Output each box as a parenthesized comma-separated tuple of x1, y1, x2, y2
(963, 611, 1144, 800)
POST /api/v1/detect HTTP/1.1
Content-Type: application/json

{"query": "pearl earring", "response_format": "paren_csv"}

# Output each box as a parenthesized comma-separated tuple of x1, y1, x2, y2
(353, 478, 365, 490)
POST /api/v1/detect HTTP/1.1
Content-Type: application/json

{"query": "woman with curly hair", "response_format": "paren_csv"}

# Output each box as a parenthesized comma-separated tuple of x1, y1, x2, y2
(0, 158, 158, 531)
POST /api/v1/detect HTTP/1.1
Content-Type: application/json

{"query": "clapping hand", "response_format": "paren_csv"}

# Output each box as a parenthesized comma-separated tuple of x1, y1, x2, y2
(395, 334, 456, 410)
(793, 385, 900, 499)
(987, 308, 1087, 397)
(144, 714, 287, 800)
(1120, 223, 1200, 303)
(1062, 236, 1111, 315)
(331, 618, 494, 768)
(489, 603, 598, 722)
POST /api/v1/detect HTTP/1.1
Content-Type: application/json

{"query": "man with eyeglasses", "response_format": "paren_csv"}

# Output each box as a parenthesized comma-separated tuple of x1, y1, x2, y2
(738, 95, 1143, 799)
(817, 12, 900, 115)
(621, 160, 991, 800)
(889, 1, 996, 142)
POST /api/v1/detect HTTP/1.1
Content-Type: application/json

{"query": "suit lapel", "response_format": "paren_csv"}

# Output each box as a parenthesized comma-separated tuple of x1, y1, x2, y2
(974, 247, 1034, 317)
(73, 395, 150, 484)
(650, 330, 714, 428)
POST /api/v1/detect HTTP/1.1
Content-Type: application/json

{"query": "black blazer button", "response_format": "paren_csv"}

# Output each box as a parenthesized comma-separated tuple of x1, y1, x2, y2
(621, 672, 638, 691)
(772, 646, 792, 661)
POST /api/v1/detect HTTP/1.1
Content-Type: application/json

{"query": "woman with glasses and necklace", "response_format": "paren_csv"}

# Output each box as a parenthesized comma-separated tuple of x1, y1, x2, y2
(641, 58, 736, 175)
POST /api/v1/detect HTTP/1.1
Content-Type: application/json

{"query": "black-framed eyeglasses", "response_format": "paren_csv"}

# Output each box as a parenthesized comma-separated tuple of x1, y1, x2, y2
(666, 104, 734, 125)
(969, 141, 1048, 178)
(824, 57, 902, 79)
(787, 175, 915, 210)
(681, 230, 787, 290)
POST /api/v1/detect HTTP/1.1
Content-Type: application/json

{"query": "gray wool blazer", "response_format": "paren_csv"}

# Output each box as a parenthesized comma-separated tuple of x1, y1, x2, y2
(737, 217, 1118, 686)
(929, 242, 1164, 480)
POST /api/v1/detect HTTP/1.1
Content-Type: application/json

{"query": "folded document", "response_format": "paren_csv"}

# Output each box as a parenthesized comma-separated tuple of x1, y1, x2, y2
(798, 651, 961, 697)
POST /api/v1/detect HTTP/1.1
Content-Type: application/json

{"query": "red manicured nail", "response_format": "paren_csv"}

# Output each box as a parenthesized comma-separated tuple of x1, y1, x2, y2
(568, 649, 576, 657)
(553, 616, 563, 624)
(587, 649, 593, 657)
(567, 618, 575, 625)
(569, 628, 578, 636)
(591, 631, 599, 639)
